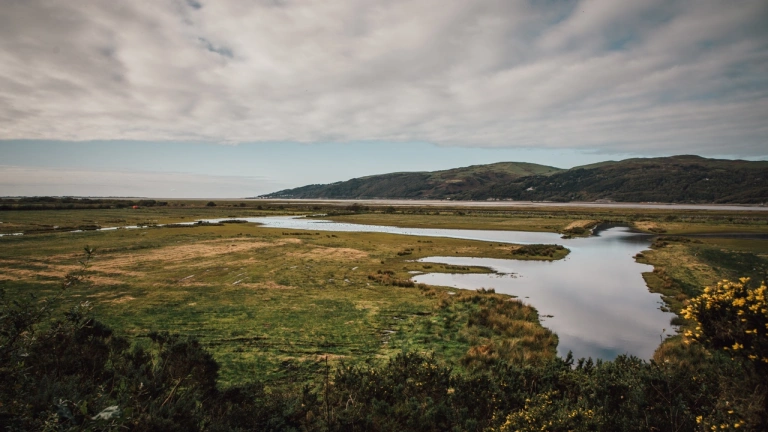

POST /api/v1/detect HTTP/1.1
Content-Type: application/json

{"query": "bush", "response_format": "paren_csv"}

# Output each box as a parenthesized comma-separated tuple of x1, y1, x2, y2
(512, 244, 565, 258)
(682, 278, 768, 370)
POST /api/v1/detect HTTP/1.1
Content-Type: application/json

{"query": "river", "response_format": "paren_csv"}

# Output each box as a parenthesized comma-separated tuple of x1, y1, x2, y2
(233, 216, 675, 361)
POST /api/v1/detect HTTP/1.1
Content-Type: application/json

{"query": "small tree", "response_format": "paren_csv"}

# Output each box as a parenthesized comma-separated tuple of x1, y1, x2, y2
(206, 201, 216, 207)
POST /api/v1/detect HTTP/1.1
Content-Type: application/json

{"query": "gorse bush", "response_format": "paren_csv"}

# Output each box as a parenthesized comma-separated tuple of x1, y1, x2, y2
(682, 278, 768, 369)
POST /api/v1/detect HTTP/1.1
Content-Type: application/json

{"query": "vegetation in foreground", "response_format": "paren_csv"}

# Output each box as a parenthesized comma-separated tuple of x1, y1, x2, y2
(2, 258, 766, 431)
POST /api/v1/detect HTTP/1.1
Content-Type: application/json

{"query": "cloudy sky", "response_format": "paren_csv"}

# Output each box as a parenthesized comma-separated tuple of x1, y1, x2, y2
(1, 0, 767, 197)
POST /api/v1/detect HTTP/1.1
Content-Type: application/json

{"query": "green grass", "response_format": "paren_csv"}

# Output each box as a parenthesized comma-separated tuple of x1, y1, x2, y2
(0, 204, 302, 234)
(0, 214, 563, 386)
(322, 208, 768, 236)
(637, 236, 768, 360)
(323, 212, 583, 233)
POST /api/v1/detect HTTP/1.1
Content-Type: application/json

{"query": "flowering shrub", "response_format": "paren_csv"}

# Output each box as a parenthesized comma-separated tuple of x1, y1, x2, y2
(681, 278, 768, 368)
(497, 390, 599, 432)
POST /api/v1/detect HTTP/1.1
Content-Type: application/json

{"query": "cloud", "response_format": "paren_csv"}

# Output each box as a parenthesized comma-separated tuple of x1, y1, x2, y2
(0, 166, 279, 198)
(0, 0, 766, 155)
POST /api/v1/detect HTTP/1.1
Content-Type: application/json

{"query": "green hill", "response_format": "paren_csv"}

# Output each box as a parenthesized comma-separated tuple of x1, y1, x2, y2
(260, 155, 768, 204)
(263, 162, 562, 200)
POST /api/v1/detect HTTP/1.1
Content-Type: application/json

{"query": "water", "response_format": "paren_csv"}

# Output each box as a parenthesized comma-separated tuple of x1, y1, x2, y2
(411, 228, 674, 361)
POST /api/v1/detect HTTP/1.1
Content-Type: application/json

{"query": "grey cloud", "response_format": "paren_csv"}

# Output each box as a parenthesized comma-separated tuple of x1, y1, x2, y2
(0, 0, 766, 155)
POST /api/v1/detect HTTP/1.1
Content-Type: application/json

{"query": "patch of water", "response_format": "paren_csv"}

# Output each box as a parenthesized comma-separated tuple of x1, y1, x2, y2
(412, 227, 675, 361)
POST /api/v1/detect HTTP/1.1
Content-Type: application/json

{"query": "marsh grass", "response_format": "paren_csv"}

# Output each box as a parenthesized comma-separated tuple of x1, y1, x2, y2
(0, 204, 301, 235)
(0, 213, 560, 386)
(319, 206, 768, 235)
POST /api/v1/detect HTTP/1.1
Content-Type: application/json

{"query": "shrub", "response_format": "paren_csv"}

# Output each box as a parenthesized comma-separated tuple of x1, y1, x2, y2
(681, 278, 768, 369)
(513, 244, 565, 258)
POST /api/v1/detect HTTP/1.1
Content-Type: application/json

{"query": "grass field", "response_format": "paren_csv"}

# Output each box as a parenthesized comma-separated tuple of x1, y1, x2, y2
(0, 211, 562, 386)
(320, 207, 767, 235)
(0, 204, 300, 235)
(1, 203, 766, 386)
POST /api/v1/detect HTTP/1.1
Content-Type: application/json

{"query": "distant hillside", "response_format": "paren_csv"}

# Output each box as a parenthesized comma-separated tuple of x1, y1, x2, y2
(263, 162, 562, 200)
(260, 156, 768, 204)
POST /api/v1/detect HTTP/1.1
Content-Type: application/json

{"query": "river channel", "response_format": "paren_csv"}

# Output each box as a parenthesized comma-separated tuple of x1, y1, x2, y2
(234, 216, 676, 361)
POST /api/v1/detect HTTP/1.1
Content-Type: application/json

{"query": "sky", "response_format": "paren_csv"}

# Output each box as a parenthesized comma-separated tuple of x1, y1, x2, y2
(1, 0, 767, 198)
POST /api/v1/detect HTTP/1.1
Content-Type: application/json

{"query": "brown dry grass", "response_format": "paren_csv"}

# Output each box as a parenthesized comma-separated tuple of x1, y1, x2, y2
(93, 238, 286, 270)
(106, 295, 136, 304)
(287, 246, 369, 261)
(236, 281, 296, 290)
(88, 275, 130, 286)
(82, 239, 294, 285)
(633, 221, 662, 232)
(0, 263, 78, 280)
(563, 220, 598, 230)
(1, 238, 298, 286)
(314, 354, 346, 361)
(454, 246, 480, 254)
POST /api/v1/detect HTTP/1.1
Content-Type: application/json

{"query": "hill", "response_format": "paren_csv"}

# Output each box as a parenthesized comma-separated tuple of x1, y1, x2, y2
(260, 155, 768, 204)
(263, 162, 562, 200)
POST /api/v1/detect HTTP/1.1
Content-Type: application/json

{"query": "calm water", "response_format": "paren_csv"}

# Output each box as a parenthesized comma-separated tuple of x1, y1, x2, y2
(412, 228, 675, 361)
(237, 217, 675, 360)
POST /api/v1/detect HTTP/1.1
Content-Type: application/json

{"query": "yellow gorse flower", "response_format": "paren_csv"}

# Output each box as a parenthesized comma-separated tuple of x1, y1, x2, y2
(681, 278, 767, 364)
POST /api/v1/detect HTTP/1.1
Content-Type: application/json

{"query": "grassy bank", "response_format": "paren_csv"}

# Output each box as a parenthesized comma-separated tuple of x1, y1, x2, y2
(320, 207, 767, 236)
(636, 234, 768, 363)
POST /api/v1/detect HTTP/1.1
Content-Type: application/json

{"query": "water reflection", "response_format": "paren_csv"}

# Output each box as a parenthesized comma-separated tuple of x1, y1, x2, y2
(412, 227, 676, 361)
